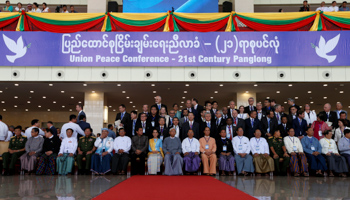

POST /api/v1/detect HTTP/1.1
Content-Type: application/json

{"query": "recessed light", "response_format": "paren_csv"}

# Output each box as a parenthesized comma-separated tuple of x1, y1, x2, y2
(323, 84, 328, 87)
(245, 91, 249, 93)
(181, 101, 184, 104)
(324, 97, 327, 99)
(182, 97, 185, 99)
(310, 101, 314, 104)
(130, 101, 133, 104)
(47, 109, 50, 112)
(2, 109, 5, 111)
(113, 109, 116, 112)
(133, 106, 136, 108)
(210, 97, 214, 99)
(288, 84, 293, 87)
(109, 106, 112, 108)
(254, 84, 258, 87)
(53, 101, 56, 104)
(27, 101, 30, 103)
(348, 106, 350, 108)
(14, 96, 18, 98)
(184, 91, 187, 93)
(69, 109, 72, 111)
(83, 84, 87, 86)
(284, 101, 287, 104)
(0, 91, 2, 93)
(151, 84, 155, 87)
(340, 91, 344, 93)
(126, 97, 130, 99)
(38, 105, 41, 108)
(78, 101, 82, 104)
(92, 91, 95, 93)
(180, 106, 183, 108)
(153, 91, 157, 93)
(266, 97, 270, 99)
(117, 84, 121, 87)
(135, 109, 138, 112)
(30, 91, 34, 93)
(185, 84, 190, 87)
(61, 91, 65, 93)
(14, 84, 19, 86)
(62, 105, 65, 108)
(300, 106, 303, 108)
(43, 96, 46, 99)
(49, 84, 53, 86)
(122, 91, 126, 93)
(219, 84, 224, 87)
(308, 91, 312, 93)
(295, 97, 298, 99)
(1, 101, 4, 103)
(276, 91, 280, 93)
(214, 91, 218, 93)
(14, 105, 17, 108)
(25, 109, 28, 112)
(71, 96, 74, 99)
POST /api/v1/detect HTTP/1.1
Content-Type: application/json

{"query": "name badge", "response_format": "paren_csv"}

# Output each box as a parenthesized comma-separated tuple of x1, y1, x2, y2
(160, 136, 164, 140)
(151, 121, 155, 127)
(205, 144, 209, 149)
(238, 144, 243, 151)
(293, 146, 297, 152)
(318, 131, 322, 137)
(255, 145, 260, 151)
(311, 145, 315, 151)
(328, 148, 333, 153)
(223, 145, 227, 151)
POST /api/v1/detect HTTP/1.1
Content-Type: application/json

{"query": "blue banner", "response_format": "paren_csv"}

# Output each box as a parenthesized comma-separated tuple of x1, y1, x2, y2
(0, 31, 348, 67)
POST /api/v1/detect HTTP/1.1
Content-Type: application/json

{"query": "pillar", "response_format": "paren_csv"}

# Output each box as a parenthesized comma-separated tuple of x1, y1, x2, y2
(84, 92, 105, 135)
(233, 0, 254, 12)
(87, 0, 108, 13)
(236, 92, 257, 107)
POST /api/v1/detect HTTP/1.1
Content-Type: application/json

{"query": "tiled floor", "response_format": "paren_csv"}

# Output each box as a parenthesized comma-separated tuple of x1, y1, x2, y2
(0, 175, 349, 199)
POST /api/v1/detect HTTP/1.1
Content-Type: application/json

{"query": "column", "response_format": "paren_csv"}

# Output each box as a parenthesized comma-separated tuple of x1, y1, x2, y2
(233, 0, 254, 12)
(87, 0, 108, 13)
(84, 92, 105, 135)
(236, 92, 256, 107)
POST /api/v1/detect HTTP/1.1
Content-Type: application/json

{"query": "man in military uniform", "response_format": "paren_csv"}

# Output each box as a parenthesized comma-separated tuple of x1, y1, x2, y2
(2, 126, 27, 175)
(77, 127, 96, 175)
(268, 130, 290, 176)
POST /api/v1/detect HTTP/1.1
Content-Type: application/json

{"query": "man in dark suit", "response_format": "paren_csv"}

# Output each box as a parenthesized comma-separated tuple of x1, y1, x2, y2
(260, 111, 278, 138)
(78, 115, 91, 132)
(199, 112, 217, 138)
(339, 112, 350, 128)
(262, 99, 275, 114)
(181, 113, 199, 140)
(287, 106, 298, 127)
(256, 102, 266, 121)
(274, 104, 285, 125)
(227, 101, 238, 118)
(136, 113, 152, 138)
(278, 116, 292, 138)
(319, 103, 338, 129)
(214, 110, 226, 135)
(287, 98, 300, 115)
(157, 117, 169, 140)
(115, 104, 131, 135)
(231, 110, 245, 133)
(299, 0, 310, 11)
(244, 97, 257, 114)
(152, 95, 167, 113)
(182, 99, 193, 115)
(46, 121, 58, 136)
(222, 107, 229, 120)
(138, 104, 150, 119)
(211, 101, 219, 117)
(191, 98, 204, 122)
(204, 101, 215, 120)
(245, 110, 260, 139)
(126, 111, 138, 137)
(147, 105, 159, 129)
(76, 104, 86, 123)
(293, 110, 308, 139)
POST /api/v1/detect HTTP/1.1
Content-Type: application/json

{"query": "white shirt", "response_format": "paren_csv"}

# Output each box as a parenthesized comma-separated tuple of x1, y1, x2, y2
(0, 121, 9, 140)
(257, 111, 263, 120)
(182, 137, 200, 153)
(328, 6, 339, 12)
(232, 136, 251, 154)
(335, 127, 350, 142)
(250, 137, 269, 154)
(95, 137, 114, 153)
(173, 125, 180, 138)
(5, 131, 13, 142)
(304, 111, 317, 125)
(62, 10, 69, 13)
(320, 138, 339, 154)
(24, 126, 45, 138)
(42, 7, 49, 12)
(59, 137, 78, 154)
(284, 136, 303, 153)
(238, 113, 248, 120)
(60, 122, 85, 139)
(15, 7, 25, 11)
(33, 8, 42, 13)
(316, 6, 329, 11)
(226, 125, 234, 139)
(113, 136, 131, 154)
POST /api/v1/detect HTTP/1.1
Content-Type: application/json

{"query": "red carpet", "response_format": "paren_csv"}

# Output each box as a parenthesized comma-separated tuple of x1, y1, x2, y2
(93, 176, 257, 200)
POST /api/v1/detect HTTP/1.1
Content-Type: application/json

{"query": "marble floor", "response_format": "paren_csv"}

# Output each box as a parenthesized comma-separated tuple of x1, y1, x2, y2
(0, 175, 350, 200)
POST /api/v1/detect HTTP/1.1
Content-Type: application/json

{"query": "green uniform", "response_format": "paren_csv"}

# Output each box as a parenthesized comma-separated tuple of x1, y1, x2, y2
(268, 136, 290, 174)
(2, 135, 27, 169)
(77, 135, 96, 170)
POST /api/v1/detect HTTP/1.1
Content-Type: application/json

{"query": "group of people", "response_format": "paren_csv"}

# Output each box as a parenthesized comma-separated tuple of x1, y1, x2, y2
(1, 1, 77, 13)
(1, 96, 350, 178)
(300, 0, 349, 12)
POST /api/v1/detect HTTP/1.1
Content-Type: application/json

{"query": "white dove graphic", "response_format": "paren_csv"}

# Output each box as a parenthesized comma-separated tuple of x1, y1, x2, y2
(2, 34, 27, 63)
(315, 34, 340, 63)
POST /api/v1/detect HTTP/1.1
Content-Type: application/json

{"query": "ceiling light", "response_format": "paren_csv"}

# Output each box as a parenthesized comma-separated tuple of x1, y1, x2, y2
(219, 84, 224, 87)
(245, 91, 249, 93)
(113, 109, 116, 112)
(340, 91, 344, 93)
(133, 106, 135, 108)
(109, 106, 112, 108)
(53, 101, 56, 104)
(126, 97, 130, 99)
(14, 84, 19, 86)
(288, 84, 292, 87)
(25, 109, 28, 112)
(14, 96, 18, 99)
(71, 96, 74, 99)
(62, 105, 65, 108)
(49, 84, 53, 86)
(181, 101, 184, 104)
(83, 84, 87, 86)
(254, 84, 258, 87)
(323, 84, 328, 87)
(14, 105, 17, 108)
(0, 91, 2, 93)
(276, 91, 280, 93)
(2, 109, 5, 111)
(38, 105, 41, 108)
(266, 97, 270, 99)
(151, 84, 155, 87)
(117, 84, 121, 87)
(30, 91, 34, 93)
(185, 84, 190, 87)
(69, 109, 72, 111)
(122, 91, 126, 93)
(43, 96, 46, 99)
(210, 97, 214, 99)
(1, 101, 4, 103)
(180, 106, 183, 108)
(310, 101, 314, 104)
(135, 109, 138, 112)
(92, 91, 95, 93)
(182, 97, 185, 99)
(153, 91, 156, 93)
(78, 101, 82, 104)
(295, 97, 298, 99)
(324, 97, 327, 99)
(61, 91, 65, 93)
(47, 109, 50, 112)
(27, 101, 30, 104)
(184, 91, 188, 93)
(214, 91, 218, 93)
(308, 91, 312, 93)
(284, 102, 287, 104)
(130, 101, 133, 104)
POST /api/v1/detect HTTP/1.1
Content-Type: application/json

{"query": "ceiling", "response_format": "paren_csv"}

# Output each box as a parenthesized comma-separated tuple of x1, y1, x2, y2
(0, 82, 348, 114)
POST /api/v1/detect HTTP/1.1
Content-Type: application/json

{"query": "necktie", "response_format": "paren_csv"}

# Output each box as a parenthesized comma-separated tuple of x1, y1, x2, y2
(228, 126, 232, 140)
(284, 124, 286, 131)
(158, 104, 161, 110)
(250, 106, 253, 111)
(217, 120, 219, 126)
(185, 117, 187, 122)
(170, 118, 173, 126)
(234, 118, 237, 125)
(207, 122, 210, 128)
(121, 112, 124, 119)
(142, 122, 145, 128)
(299, 118, 301, 126)
(251, 119, 254, 127)
(327, 112, 329, 119)
(190, 122, 193, 129)
(277, 113, 279, 121)
(160, 127, 163, 134)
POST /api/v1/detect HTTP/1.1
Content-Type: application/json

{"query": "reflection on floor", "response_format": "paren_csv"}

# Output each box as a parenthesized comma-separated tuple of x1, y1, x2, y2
(0, 175, 350, 199)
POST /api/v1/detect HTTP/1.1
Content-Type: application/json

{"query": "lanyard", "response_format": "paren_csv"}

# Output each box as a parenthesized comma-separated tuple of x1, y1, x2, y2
(255, 138, 260, 144)
(204, 137, 210, 144)
(221, 139, 227, 145)
(289, 136, 294, 144)
(325, 138, 331, 146)
(188, 138, 193, 146)
(238, 136, 243, 144)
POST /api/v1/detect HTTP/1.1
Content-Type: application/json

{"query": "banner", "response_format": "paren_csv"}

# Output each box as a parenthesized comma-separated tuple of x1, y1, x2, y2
(0, 31, 348, 67)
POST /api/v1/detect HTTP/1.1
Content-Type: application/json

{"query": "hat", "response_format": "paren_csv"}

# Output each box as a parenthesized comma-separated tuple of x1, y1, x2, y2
(27, 3, 32, 6)
(101, 128, 108, 132)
